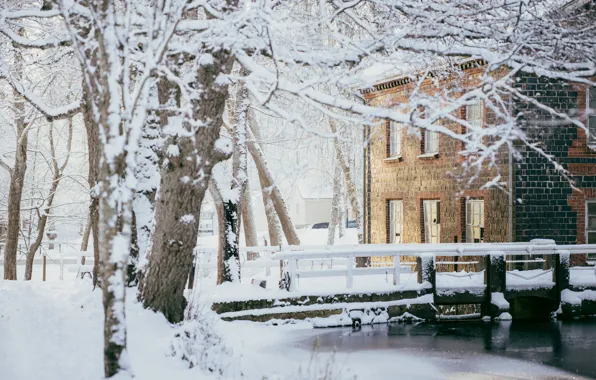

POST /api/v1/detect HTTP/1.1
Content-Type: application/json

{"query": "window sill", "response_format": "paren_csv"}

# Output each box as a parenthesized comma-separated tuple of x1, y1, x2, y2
(417, 152, 439, 159)
(588, 144, 596, 151)
(384, 155, 402, 162)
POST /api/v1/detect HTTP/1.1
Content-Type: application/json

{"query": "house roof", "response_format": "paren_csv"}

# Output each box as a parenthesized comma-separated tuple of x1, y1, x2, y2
(360, 58, 487, 95)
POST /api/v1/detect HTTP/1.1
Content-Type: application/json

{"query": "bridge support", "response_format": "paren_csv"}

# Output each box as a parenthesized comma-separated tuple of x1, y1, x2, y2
(417, 254, 435, 294)
(485, 252, 509, 319)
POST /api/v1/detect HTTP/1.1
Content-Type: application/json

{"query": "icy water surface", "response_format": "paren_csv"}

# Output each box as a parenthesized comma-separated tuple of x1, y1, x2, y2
(304, 320, 596, 379)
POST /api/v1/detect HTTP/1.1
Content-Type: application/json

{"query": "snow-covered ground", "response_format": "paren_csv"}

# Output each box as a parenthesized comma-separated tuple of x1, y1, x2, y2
(1, 276, 593, 380)
(2, 231, 595, 379)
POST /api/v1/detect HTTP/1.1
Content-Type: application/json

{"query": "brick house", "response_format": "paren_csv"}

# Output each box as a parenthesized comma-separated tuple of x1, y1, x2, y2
(361, 59, 596, 266)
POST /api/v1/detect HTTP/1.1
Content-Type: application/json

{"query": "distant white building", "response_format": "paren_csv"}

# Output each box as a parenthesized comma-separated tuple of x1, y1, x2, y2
(286, 179, 334, 229)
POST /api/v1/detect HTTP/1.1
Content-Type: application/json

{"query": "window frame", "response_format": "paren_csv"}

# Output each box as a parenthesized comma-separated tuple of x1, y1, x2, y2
(586, 200, 596, 244)
(466, 100, 484, 129)
(588, 87, 596, 148)
(386, 121, 402, 159)
(388, 200, 403, 244)
(465, 199, 485, 243)
(422, 200, 441, 243)
(423, 129, 439, 154)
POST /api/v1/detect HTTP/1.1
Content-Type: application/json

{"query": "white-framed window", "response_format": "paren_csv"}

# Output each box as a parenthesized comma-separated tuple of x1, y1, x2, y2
(388, 200, 403, 244)
(465, 199, 485, 243)
(586, 201, 596, 244)
(423, 200, 440, 243)
(424, 129, 439, 154)
(588, 87, 596, 147)
(466, 100, 483, 128)
(388, 121, 402, 158)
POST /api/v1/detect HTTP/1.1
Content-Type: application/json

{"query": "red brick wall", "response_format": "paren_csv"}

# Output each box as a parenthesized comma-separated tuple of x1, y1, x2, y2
(364, 65, 511, 251)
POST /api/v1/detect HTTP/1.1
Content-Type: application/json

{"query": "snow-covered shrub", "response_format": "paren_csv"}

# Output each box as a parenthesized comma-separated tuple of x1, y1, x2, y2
(170, 317, 242, 378)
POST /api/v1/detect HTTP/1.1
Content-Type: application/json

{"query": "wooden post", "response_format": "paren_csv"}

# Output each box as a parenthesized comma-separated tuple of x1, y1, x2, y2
(346, 255, 354, 288)
(42, 253, 46, 282)
(417, 254, 435, 294)
(392, 254, 400, 286)
(288, 258, 298, 291)
(487, 252, 506, 293)
(554, 251, 570, 293)
(484, 252, 507, 318)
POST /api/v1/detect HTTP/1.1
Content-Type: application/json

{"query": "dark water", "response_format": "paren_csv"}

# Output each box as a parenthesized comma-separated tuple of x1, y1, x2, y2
(305, 320, 596, 379)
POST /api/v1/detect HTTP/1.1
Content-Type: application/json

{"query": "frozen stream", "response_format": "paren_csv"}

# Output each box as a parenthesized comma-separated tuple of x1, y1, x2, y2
(298, 320, 596, 379)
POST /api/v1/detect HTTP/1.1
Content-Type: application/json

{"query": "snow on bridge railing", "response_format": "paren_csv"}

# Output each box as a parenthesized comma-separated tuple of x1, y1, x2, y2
(266, 240, 596, 292)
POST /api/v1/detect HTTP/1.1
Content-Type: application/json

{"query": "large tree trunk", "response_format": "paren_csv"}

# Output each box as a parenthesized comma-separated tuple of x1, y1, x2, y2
(329, 119, 365, 264)
(3, 82, 27, 280)
(25, 122, 73, 280)
(247, 114, 300, 246)
(327, 163, 342, 246)
(141, 50, 235, 323)
(132, 77, 166, 287)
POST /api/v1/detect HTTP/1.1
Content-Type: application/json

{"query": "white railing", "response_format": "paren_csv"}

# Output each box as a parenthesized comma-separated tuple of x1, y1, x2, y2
(271, 240, 596, 292)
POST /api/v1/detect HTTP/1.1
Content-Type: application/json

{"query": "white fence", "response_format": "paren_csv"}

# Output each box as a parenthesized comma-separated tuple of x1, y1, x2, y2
(0, 240, 93, 280)
(210, 240, 596, 292)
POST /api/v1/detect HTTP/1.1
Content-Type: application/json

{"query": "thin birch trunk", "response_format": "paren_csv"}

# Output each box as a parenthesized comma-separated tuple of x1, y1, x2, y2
(25, 121, 73, 280)
(338, 179, 346, 239)
(82, 79, 101, 287)
(329, 119, 365, 265)
(247, 114, 300, 246)
(3, 51, 27, 280)
(248, 111, 282, 247)
(242, 183, 259, 259)
(327, 163, 342, 246)
(80, 217, 91, 265)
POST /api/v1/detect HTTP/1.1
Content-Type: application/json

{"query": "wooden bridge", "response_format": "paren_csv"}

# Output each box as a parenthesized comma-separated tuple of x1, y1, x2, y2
(205, 240, 596, 324)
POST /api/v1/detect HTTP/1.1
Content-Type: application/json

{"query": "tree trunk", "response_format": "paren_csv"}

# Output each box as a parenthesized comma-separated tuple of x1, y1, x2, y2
(247, 115, 300, 246)
(25, 122, 72, 280)
(242, 183, 259, 259)
(133, 77, 166, 285)
(249, 111, 282, 247)
(82, 80, 101, 287)
(141, 50, 235, 323)
(217, 80, 250, 283)
(327, 163, 342, 246)
(3, 82, 27, 280)
(329, 119, 365, 265)
(211, 183, 226, 284)
(80, 216, 91, 265)
(126, 210, 139, 287)
(338, 179, 346, 239)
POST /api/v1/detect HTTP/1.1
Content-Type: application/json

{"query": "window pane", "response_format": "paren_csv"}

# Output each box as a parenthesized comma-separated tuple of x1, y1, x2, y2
(425, 130, 439, 153)
(588, 232, 596, 244)
(589, 116, 596, 145)
(467, 101, 483, 123)
(588, 215, 596, 231)
(588, 202, 596, 217)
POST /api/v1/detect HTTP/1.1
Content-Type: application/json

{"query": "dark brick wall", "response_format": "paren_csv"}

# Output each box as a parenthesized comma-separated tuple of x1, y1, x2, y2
(514, 74, 596, 244)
